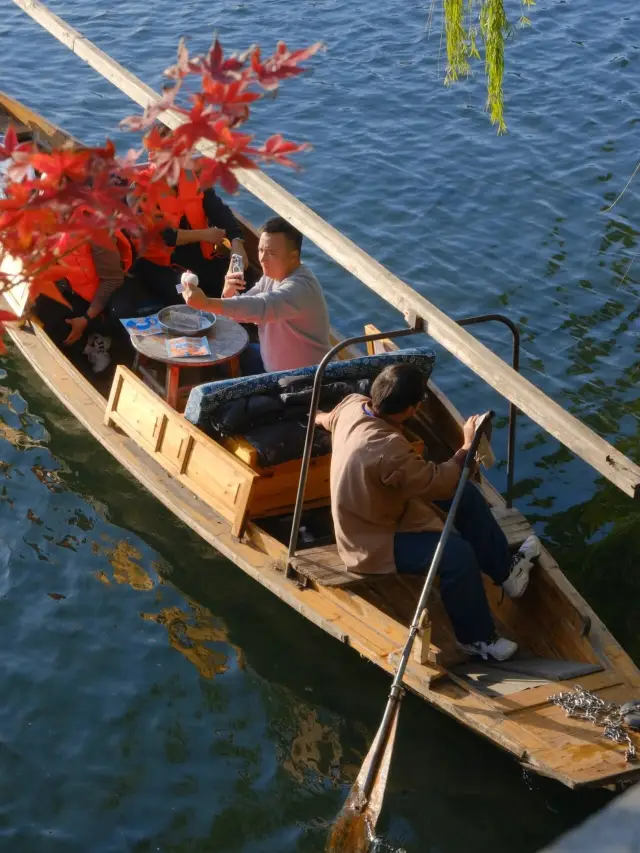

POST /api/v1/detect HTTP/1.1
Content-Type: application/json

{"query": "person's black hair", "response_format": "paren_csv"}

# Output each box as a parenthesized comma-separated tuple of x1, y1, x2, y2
(259, 216, 303, 254)
(370, 363, 425, 416)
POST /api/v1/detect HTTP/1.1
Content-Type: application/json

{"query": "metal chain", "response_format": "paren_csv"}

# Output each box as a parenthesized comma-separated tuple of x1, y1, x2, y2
(550, 685, 637, 763)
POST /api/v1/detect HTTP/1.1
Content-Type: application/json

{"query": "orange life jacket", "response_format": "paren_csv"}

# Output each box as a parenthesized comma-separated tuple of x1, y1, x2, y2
(137, 167, 214, 266)
(57, 231, 134, 303)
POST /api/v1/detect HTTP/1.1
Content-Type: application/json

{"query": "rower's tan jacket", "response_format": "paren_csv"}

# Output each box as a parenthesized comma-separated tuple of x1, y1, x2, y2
(323, 394, 464, 574)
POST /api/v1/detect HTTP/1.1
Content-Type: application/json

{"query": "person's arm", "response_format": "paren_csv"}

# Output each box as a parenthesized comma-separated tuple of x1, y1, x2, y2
(203, 190, 244, 241)
(185, 277, 305, 323)
(316, 396, 357, 432)
(181, 274, 265, 312)
(379, 441, 463, 503)
(64, 242, 124, 345)
(87, 243, 124, 317)
(379, 415, 483, 502)
(315, 411, 332, 430)
(203, 190, 248, 269)
(161, 225, 227, 247)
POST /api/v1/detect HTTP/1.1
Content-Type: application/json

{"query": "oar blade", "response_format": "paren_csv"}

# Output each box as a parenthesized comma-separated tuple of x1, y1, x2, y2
(326, 700, 401, 853)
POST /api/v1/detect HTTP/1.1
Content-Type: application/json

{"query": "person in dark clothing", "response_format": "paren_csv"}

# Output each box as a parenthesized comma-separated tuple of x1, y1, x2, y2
(131, 168, 247, 306)
(35, 238, 136, 374)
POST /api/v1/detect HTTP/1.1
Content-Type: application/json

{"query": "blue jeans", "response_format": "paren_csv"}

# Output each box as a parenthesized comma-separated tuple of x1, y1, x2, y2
(239, 342, 266, 376)
(393, 482, 511, 645)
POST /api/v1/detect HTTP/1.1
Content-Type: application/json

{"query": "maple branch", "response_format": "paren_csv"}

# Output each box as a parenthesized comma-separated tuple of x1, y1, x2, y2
(0, 35, 323, 319)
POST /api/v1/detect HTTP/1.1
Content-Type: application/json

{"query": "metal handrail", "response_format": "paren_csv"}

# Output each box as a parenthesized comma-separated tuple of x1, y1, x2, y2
(457, 314, 520, 508)
(285, 324, 422, 577)
(286, 313, 521, 575)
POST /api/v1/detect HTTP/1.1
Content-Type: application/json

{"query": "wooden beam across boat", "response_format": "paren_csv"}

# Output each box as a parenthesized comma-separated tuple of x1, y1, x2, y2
(10, 0, 640, 502)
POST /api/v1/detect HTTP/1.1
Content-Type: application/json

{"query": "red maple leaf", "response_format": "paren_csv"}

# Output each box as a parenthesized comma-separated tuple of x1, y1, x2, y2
(29, 270, 70, 307)
(164, 37, 201, 80)
(198, 149, 258, 194)
(257, 134, 312, 168)
(251, 41, 324, 90)
(30, 149, 92, 187)
(0, 125, 19, 160)
(0, 180, 36, 214)
(197, 38, 246, 84)
(170, 96, 228, 151)
(197, 160, 240, 194)
(201, 79, 261, 125)
(120, 88, 181, 133)
(128, 166, 174, 210)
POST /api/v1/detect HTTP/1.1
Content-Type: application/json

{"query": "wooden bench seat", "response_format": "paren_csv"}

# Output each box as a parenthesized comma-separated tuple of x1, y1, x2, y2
(222, 428, 424, 520)
(291, 506, 534, 588)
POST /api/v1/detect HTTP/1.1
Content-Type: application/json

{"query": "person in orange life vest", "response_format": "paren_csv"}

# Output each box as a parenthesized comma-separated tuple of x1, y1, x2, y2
(34, 229, 137, 374)
(131, 166, 248, 307)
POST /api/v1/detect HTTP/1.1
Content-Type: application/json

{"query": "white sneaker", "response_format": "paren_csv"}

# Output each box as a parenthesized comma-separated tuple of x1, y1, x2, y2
(83, 333, 112, 374)
(459, 634, 519, 662)
(502, 535, 541, 599)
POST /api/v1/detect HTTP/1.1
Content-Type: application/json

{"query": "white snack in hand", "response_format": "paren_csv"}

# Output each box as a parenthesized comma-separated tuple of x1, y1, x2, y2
(176, 270, 199, 294)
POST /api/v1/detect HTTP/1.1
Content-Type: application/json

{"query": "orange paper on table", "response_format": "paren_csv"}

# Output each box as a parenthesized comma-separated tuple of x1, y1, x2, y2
(166, 336, 211, 358)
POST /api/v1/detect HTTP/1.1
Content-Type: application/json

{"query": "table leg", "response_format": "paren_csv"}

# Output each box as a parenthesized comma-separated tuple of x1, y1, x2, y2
(166, 365, 180, 409)
(228, 356, 240, 378)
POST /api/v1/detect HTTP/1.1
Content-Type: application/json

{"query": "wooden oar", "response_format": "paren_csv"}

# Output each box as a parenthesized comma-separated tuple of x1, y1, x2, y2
(326, 412, 495, 853)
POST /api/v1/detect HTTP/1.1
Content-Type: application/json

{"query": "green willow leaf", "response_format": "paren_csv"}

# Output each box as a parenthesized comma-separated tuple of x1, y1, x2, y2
(442, 0, 533, 132)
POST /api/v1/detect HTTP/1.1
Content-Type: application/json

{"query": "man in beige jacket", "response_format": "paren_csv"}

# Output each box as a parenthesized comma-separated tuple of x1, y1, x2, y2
(317, 363, 540, 662)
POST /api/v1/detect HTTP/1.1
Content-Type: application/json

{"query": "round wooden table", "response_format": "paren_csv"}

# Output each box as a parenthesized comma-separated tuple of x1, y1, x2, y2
(130, 315, 249, 409)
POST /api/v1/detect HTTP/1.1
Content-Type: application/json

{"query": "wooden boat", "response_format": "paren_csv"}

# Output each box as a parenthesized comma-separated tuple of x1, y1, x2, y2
(2, 72, 640, 791)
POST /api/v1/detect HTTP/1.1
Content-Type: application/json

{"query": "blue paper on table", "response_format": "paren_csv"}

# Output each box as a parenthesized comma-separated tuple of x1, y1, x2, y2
(166, 336, 211, 358)
(120, 313, 163, 337)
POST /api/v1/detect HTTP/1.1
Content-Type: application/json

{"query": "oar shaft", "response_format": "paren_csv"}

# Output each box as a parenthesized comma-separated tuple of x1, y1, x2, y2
(359, 412, 493, 803)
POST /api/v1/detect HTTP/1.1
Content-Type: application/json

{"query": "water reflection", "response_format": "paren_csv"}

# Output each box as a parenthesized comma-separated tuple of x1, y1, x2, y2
(93, 535, 155, 591)
(141, 603, 242, 680)
(281, 702, 348, 787)
(0, 372, 243, 687)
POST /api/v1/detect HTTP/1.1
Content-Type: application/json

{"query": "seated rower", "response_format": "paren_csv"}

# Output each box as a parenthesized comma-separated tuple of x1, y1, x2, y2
(316, 363, 541, 662)
(131, 163, 247, 306)
(180, 216, 331, 375)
